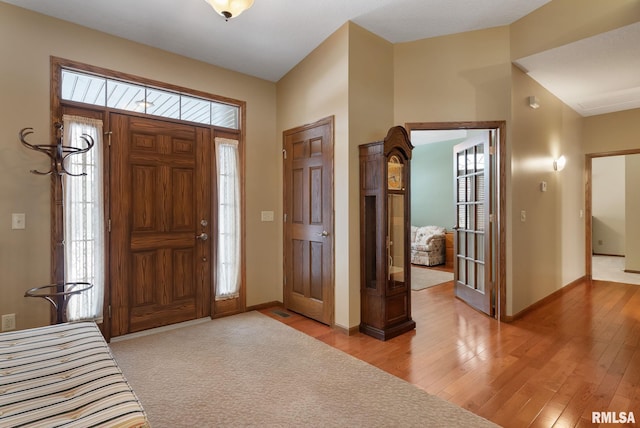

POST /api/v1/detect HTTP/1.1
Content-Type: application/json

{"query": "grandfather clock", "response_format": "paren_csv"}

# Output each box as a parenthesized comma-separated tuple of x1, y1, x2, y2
(359, 126, 415, 341)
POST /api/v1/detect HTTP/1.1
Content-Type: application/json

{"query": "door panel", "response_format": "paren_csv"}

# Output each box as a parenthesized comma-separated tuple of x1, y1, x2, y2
(283, 117, 334, 325)
(110, 114, 211, 336)
(453, 133, 493, 315)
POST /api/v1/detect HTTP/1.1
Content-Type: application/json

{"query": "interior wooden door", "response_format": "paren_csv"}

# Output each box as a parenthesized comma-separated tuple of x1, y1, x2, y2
(453, 134, 493, 315)
(283, 117, 334, 325)
(110, 113, 211, 336)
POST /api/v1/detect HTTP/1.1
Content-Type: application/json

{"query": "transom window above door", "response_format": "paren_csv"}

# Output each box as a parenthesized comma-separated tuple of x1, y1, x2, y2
(61, 69, 240, 129)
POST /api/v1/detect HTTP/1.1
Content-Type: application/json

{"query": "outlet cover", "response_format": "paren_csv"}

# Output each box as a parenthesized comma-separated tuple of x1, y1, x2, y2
(2, 313, 16, 331)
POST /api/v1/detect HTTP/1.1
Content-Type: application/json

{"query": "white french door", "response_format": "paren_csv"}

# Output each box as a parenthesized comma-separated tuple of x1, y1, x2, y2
(453, 132, 494, 315)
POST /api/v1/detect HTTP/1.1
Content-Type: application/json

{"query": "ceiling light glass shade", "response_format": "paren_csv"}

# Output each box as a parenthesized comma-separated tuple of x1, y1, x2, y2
(204, 0, 254, 20)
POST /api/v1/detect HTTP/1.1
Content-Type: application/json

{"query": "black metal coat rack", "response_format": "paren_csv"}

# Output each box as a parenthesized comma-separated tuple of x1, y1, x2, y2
(20, 122, 95, 324)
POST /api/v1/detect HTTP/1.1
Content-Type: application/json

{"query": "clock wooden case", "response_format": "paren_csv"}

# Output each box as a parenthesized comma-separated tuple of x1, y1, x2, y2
(359, 126, 415, 341)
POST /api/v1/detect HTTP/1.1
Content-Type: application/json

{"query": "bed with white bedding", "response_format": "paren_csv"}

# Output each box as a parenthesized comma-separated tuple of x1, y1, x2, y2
(0, 321, 149, 427)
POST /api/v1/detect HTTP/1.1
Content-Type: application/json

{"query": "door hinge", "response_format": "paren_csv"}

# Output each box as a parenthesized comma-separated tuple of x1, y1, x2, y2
(284, 213, 287, 223)
(108, 218, 112, 233)
(105, 131, 113, 146)
(489, 213, 494, 223)
(282, 148, 287, 159)
(489, 146, 495, 156)
(284, 275, 287, 286)
(108, 305, 112, 319)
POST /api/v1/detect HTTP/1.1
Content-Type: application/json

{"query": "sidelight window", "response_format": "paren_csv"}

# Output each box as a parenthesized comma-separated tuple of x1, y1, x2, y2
(63, 115, 105, 322)
(215, 137, 241, 300)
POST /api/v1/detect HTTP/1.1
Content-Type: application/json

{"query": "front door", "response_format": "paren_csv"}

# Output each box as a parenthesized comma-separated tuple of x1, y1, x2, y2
(453, 132, 493, 315)
(110, 114, 211, 336)
(283, 117, 334, 325)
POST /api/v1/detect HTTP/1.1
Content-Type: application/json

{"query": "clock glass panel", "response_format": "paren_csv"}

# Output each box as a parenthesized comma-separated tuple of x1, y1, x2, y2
(388, 155, 404, 190)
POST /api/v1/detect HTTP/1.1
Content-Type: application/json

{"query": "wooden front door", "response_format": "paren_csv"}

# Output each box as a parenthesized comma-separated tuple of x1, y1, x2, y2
(453, 133, 493, 315)
(110, 114, 211, 336)
(283, 117, 334, 325)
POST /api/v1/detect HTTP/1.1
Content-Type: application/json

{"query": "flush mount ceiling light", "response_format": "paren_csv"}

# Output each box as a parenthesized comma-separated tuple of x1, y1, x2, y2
(204, 0, 254, 21)
(136, 99, 154, 107)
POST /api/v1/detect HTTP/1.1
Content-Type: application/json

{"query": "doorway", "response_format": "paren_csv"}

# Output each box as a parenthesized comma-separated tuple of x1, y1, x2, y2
(52, 57, 246, 340)
(406, 122, 505, 320)
(586, 149, 640, 284)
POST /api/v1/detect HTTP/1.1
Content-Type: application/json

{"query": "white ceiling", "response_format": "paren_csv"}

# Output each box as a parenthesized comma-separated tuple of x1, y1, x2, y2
(3, 0, 638, 117)
(2, 0, 550, 82)
(514, 22, 640, 117)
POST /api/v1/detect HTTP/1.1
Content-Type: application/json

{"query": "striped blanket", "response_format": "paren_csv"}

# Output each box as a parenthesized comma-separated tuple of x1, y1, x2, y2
(0, 322, 149, 427)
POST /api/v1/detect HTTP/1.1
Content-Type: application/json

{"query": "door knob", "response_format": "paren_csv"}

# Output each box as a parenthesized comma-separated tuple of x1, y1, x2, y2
(196, 232, 208, 241)
(316, 230, 329, 237)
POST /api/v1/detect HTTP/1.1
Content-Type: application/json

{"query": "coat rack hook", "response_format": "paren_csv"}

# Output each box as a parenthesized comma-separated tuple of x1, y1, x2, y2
(19, 123, 95, 176)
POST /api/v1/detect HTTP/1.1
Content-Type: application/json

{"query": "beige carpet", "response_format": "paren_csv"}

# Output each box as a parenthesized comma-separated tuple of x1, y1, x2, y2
(411, 266, 454, 290)
(109, 312, 497, 428)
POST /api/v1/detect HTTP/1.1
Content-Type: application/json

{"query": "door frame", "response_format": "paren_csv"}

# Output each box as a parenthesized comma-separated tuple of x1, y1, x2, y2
(50, 57, 246, 340)
(584, 148, 640, 279)
(282, 116, 335, 326)
(405, 121, 506, 321)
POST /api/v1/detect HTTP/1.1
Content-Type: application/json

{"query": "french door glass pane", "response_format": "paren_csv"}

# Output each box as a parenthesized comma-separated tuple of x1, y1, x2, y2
(468, 232, 475, 259)
(458, 232, 465, 257)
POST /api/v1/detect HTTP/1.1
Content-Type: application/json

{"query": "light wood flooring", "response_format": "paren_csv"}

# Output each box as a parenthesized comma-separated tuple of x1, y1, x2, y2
(261, 278, 640, 427)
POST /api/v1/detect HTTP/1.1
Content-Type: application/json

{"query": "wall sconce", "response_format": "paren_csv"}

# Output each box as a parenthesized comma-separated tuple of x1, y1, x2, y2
(553, 155, 566, 171)
(204, 0, 254, 20)
(528, 96, 540, 109)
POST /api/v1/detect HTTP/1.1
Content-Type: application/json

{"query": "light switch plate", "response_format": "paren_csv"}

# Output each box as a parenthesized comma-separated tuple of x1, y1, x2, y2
(12, 213, 26, 229)
(261, 211, 274, 222)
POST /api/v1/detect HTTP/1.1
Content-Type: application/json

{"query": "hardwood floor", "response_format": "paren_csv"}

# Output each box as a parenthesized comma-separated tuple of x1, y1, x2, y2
(260, 279, 640, 427)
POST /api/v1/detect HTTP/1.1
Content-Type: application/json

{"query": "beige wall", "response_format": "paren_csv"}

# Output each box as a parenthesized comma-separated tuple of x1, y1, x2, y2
(0, 3, 279, 330)
(592, 156, 626, 255)
(583, 109, 640, 154)
(510, 0, 640, 60)
(626, 155, 640, 271)
(394, 26, 511, 124)
(510, 66, 584, 314)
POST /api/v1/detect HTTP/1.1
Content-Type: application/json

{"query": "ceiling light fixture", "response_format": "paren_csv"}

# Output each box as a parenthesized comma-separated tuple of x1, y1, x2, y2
(204, 0, 254, 21)
(136, 99, 154, 109)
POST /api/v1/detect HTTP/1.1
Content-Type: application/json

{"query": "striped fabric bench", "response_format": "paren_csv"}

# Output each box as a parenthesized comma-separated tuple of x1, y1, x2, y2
(0, 322, 149, 427)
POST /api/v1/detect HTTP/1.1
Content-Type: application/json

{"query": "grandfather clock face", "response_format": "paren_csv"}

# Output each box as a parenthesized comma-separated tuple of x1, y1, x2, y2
(387, 155, 404, 190)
